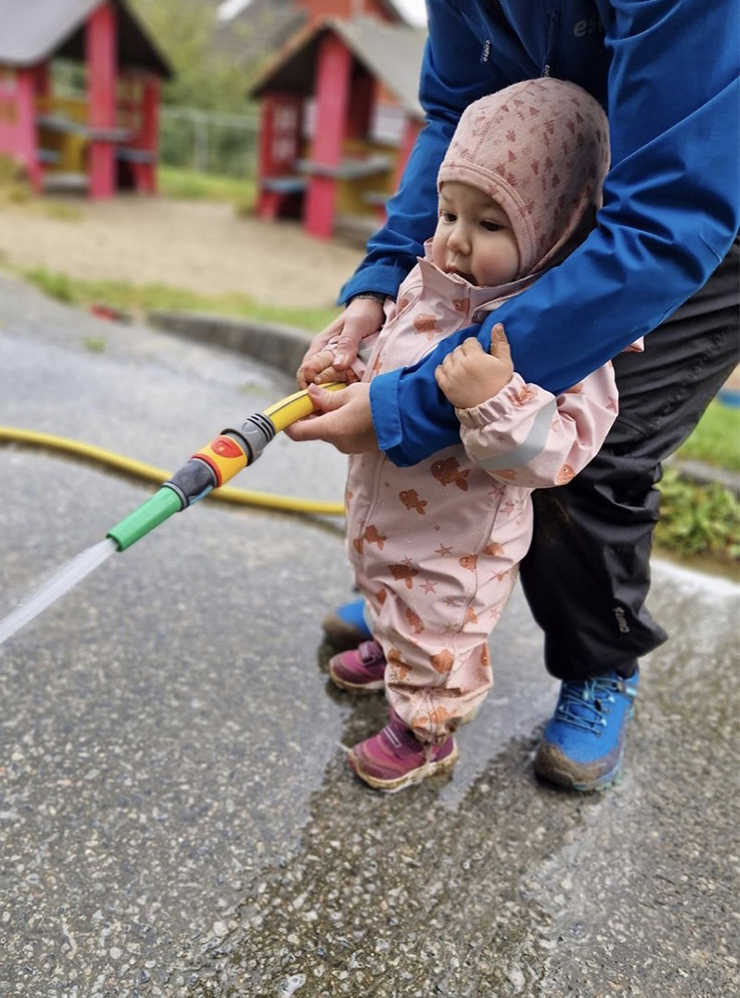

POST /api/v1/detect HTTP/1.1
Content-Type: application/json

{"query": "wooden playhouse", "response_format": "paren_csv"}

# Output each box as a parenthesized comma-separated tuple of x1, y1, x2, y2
(249, 15, 426, 239)
(0, 0, 172, 198)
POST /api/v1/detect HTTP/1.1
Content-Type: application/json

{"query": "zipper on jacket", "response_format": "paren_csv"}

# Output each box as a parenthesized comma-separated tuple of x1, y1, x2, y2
(542, 5, 560, 77)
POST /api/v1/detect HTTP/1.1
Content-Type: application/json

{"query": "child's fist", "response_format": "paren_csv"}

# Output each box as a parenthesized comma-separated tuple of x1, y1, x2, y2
(435, 324, 514, 409)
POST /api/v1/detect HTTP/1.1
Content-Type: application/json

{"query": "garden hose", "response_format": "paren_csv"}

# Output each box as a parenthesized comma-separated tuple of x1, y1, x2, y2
(0, 383, 347, 551)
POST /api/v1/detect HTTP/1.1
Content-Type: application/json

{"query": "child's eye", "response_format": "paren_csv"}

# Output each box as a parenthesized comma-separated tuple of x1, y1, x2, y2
(441, 211, 457, 223)
(481, 220, 502, 232)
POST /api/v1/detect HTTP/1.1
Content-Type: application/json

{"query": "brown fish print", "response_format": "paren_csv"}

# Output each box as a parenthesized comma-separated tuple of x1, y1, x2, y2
(413, 313, 438, 339)
(458, 554, 478, 573)
(388, 647, 410, 681)
(430, 649, 454, 674)
(483, 542, 505, 557)
(412, 705, 453, 730)
(399, 489, 428, 515)
(405, 606, 424, 634)
(390, 564, 418, 590)
(431, 457, 470, 491)
(555, 464, 576, 485)
(364, 524, 387, 549)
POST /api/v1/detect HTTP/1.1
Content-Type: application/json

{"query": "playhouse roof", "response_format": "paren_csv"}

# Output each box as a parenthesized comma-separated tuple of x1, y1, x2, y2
(249, 16, 427, 118)
(0, 0, 173, 77)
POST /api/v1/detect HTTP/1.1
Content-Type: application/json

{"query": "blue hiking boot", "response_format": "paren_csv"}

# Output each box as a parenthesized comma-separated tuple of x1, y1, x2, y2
(534, 669, 639, 792)
(322, 597, 372, 650)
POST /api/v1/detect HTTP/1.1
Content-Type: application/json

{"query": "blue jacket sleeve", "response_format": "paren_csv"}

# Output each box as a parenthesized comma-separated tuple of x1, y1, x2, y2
(371, 0, 740, 467)
(339, 1, 514, 303)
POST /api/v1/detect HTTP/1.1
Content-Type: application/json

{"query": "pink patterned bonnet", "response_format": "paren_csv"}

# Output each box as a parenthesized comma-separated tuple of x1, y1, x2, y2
(437, 78, 610, 278)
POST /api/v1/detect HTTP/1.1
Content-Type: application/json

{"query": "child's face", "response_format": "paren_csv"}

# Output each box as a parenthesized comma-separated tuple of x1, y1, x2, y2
(432, 182, 520, 287)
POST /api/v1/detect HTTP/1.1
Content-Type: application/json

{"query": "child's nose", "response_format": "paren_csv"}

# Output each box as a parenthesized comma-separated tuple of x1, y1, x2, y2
(448, 224, 470, 254)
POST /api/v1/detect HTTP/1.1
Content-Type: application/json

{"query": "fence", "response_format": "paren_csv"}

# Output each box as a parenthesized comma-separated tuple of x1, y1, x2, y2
(159, 105, 259, 178)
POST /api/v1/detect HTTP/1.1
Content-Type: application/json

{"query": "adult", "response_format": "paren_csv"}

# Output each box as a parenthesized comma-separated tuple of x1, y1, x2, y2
(288, 0, 740, 790)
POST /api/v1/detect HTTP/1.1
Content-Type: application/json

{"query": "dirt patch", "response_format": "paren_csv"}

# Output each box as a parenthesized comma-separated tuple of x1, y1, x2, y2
(0, 195, 365, 309)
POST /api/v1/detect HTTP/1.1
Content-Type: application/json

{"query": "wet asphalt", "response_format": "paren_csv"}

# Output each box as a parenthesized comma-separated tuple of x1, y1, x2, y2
(0, 271, 738, 998)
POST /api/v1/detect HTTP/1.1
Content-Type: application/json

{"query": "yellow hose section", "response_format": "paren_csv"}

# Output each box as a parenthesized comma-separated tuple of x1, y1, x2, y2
(263, 382, 345, 431)
(0, 425, 346, 518)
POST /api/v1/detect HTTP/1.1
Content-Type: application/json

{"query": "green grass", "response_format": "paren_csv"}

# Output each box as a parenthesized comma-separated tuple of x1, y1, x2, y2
(158, 165, 255, 211)
(81, 335, 108, 353)
(19, 266, 340, 334)
(655, 400, 739, 565)
(656, 468, 739, 563)
(675, 400, 740, 471)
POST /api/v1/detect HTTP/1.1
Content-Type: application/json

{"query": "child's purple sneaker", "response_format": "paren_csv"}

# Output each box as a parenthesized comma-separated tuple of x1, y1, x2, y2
(329, 640, 386, 693)
(348, 711, 458, 792)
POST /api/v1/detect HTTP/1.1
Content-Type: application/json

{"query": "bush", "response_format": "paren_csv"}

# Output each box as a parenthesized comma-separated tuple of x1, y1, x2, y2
(656, 468, 740, 562)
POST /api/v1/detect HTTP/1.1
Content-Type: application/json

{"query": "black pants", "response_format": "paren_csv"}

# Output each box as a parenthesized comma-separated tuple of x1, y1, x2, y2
(520, 236, 740, 682)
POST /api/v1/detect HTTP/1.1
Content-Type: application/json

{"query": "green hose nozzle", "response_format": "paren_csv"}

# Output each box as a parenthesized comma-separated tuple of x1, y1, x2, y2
(107, 486, 184, 551)
(104, 385, 345, 553)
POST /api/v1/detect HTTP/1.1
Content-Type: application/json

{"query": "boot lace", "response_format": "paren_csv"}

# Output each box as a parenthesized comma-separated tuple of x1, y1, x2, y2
(556, 676, 632, 735)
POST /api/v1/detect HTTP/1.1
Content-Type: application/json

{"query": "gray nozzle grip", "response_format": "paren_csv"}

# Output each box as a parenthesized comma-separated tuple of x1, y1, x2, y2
(224, 413, 276, 465)
(165, 458, 216, 507)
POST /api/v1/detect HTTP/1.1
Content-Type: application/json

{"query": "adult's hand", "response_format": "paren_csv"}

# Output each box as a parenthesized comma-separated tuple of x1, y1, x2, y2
(297, 297, 384, 388)
(285, 382, 377, 454)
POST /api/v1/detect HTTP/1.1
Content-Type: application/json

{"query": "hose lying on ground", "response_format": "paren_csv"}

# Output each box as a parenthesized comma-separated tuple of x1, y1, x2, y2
(0, 427, 345, 518)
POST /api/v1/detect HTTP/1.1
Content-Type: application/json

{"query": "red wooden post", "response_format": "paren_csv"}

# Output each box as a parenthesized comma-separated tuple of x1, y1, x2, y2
(14, 69, 42, 193)
(346, 67, 374, 140)
(32, 62, 51, 98)
(255, 95, 275, 218)
(304, 34, 352, 239)
(86, 2, 117, 199)
(256, 93, 303, 220)
(137, 74, 160, 193)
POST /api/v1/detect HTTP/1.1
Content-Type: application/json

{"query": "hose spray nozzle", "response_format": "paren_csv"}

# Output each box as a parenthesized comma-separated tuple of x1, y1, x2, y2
(105, 383, 344, 552)
(107, 413, 278, 550)
(165, 412, 277, 507)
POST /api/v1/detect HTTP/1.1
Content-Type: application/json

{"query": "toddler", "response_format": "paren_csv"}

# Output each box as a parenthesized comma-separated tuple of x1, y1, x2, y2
(310, 79, 632, 791)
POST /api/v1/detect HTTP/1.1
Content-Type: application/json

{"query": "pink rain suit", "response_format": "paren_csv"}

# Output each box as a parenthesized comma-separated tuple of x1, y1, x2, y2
(343, 80, 629, 743)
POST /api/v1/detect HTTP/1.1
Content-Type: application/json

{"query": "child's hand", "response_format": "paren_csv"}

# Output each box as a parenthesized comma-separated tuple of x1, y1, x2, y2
(297, 298, 384, 388)
(435, 323, 514, 408)
(299, 348, 359, 387)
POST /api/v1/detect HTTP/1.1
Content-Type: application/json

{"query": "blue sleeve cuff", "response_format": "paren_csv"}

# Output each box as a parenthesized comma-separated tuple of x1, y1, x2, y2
(339, 264, 412, 305)
(370, 368, 404, 458)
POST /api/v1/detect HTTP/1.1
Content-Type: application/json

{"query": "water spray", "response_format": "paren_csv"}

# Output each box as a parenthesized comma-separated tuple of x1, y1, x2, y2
(0, 384, 344, 646)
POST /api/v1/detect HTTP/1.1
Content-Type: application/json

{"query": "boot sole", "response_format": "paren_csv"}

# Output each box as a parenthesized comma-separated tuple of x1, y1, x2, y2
(348, 740, 459, 793)
(328, 664, 385, 694)
(534, 704, 635, 793)
(534, 744, 624, 793)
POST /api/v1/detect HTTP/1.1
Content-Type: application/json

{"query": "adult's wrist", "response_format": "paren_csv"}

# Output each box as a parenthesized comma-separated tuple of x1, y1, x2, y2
(347, 291, 387, 306)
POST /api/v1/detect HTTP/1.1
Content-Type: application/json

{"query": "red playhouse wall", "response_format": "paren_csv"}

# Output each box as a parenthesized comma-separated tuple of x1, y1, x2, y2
(0, 68, 42, 190)
(0, 1, 166, 198)
(298, 1, 397, 23)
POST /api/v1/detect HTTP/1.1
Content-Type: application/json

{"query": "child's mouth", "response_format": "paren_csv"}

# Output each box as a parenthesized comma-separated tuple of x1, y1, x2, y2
(447, 267, 476, 284)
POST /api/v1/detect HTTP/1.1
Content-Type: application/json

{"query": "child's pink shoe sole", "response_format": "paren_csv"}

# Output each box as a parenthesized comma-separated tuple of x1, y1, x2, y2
(348, 722, 459, 792)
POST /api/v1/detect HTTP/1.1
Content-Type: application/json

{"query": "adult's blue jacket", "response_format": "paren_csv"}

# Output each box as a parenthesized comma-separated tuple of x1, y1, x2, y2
(339, 0, 740, 467)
